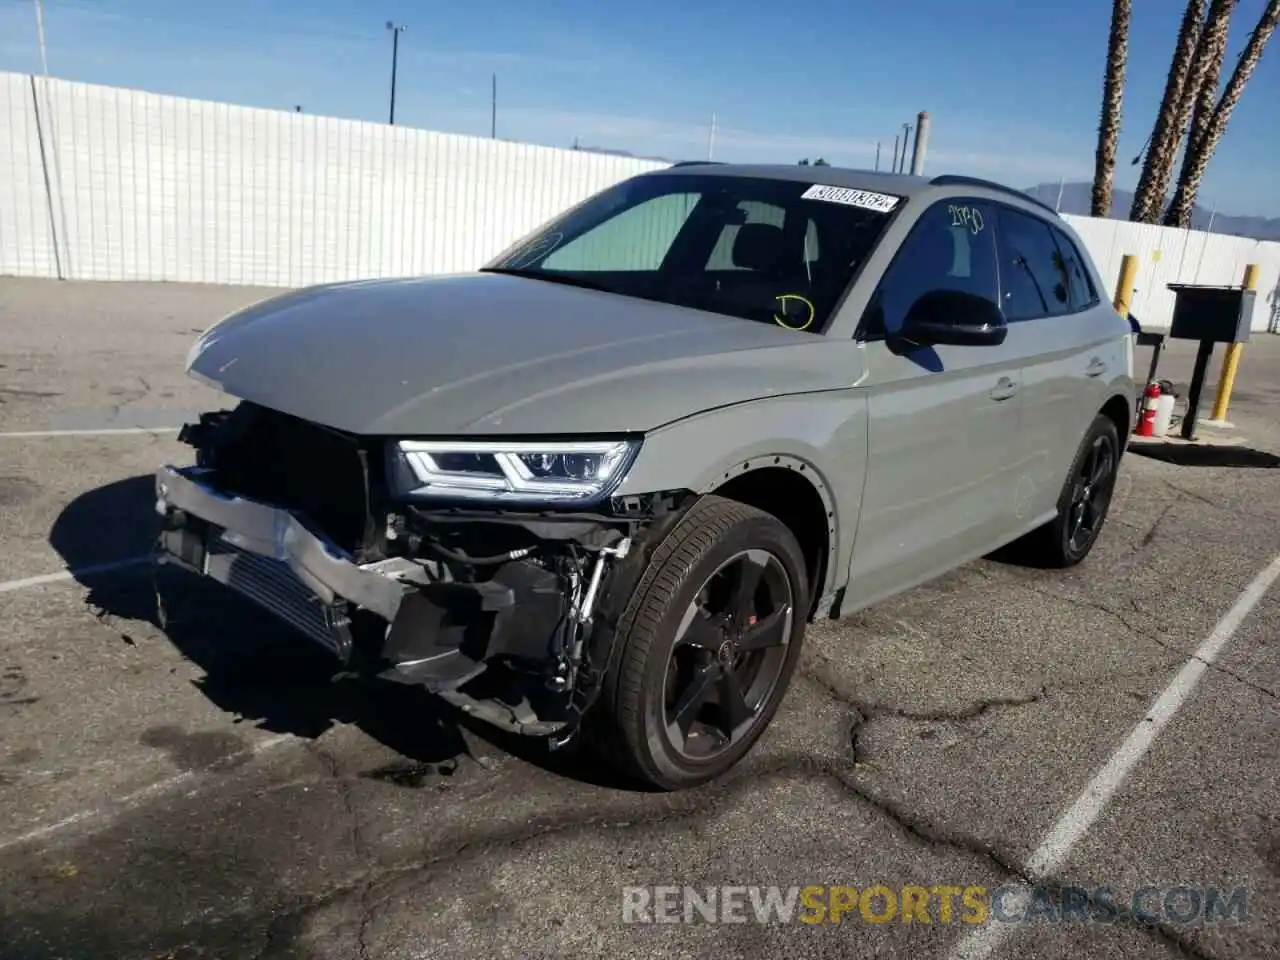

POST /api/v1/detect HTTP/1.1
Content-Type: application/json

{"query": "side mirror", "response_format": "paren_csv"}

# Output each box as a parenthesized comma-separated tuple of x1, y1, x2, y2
(896, 290, 1007, 348)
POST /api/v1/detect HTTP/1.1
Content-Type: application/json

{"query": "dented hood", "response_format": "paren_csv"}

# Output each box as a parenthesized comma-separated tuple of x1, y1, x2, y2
(187, 273, 854, 436)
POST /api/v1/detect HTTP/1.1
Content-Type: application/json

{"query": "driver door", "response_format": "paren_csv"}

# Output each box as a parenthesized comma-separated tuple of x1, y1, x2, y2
(844, 198, 1025, 610)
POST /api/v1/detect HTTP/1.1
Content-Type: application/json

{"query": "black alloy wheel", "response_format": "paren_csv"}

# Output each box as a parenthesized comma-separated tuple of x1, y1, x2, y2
(661, 548, 794, 760)
(1066, 432, 1117, 557)
(1004, 412, 1123, 568)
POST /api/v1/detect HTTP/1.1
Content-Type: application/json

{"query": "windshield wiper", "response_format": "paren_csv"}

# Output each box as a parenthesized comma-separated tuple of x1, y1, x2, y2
(480, 266, 613, 293)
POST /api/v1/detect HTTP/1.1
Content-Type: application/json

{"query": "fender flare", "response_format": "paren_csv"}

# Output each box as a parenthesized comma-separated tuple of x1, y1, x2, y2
(695, 452, 841, 609)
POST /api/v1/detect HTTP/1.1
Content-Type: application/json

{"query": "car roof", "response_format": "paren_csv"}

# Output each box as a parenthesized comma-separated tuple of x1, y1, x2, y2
(643, 162, 1062, 219)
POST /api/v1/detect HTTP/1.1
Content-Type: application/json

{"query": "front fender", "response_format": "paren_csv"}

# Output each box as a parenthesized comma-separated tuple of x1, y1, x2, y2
(614, 391, 868, 606)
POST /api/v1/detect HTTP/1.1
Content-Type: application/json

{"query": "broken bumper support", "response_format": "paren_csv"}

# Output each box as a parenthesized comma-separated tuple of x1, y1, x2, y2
(153, 465, 421, 664)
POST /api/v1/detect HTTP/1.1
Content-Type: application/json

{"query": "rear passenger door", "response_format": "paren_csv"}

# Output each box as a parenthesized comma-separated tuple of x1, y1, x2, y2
(845, 198, 1024, 610)
(991, 204, 1115, 521)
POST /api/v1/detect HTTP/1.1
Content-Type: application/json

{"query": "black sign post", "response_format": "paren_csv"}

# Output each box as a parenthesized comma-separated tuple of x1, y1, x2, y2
(1180, 340, 1216, 440)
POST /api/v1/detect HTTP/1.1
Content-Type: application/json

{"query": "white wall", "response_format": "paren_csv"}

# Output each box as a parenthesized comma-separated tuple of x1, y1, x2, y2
(0, 72, 666, 287)
(2, 72, 1278, 331)
(1062, 213, 1280, 333)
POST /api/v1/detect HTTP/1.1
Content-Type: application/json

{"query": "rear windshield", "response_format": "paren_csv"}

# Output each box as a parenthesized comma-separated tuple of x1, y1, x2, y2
(482, 173, 900, 335)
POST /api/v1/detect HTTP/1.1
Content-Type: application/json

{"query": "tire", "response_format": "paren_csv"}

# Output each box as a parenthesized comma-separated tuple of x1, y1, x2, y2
(585, 495, 809, 791)
(1008, 413, 1121, 568)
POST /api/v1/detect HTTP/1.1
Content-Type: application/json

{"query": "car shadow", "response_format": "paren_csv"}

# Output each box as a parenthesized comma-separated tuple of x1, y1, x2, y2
(1129, 442, 1280, 469)
(48, 474, 640, 790)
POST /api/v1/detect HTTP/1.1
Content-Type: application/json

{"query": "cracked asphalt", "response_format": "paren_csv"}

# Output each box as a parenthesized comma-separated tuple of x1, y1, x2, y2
(1, 278, 1278, 960)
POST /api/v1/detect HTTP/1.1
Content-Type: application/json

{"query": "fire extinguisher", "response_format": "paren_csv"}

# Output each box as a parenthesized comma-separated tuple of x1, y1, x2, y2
(1135, 381, 1161, 437)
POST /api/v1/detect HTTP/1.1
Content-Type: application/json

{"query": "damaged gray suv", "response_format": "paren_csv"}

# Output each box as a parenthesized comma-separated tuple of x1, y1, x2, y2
(156, 164, 1135, 790)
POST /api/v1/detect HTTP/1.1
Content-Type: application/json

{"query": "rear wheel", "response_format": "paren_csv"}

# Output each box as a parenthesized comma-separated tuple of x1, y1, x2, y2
(1009, 413, 1121, 568)
(586, 495, 808, 790)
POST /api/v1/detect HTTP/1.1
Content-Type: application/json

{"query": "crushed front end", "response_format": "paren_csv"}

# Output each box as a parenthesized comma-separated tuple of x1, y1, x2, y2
(154, 402, 689, 741)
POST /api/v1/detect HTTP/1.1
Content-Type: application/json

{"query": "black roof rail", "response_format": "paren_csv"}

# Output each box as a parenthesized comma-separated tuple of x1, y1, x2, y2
(928, 174, 1060, 216)
(670, 160, 726, 167)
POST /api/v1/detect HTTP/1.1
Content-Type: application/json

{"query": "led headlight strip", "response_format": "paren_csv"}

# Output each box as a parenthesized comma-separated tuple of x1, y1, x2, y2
(393, 439, 638, 503)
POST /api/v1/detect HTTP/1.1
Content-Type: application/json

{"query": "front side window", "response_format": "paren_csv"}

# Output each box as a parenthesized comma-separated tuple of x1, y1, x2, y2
(859, 199, 999, 339)
(484, 174, 898, 335)
(994, 206, 1073, 321)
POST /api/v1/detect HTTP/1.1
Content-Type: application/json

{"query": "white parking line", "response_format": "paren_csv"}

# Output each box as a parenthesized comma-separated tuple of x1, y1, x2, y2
(949, 551, 1280, 960)
(0, 427, 180, 439)
(0, 734, 297, 853)
(0, 557, 152, 595)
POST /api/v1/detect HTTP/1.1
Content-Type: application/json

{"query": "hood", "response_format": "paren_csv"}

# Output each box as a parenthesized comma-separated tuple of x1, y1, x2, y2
(187, 273, 855, 436)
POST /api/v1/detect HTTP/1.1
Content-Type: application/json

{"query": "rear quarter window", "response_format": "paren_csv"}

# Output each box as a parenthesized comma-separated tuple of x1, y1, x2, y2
(1049, 226, 1100, 311)
(992, 206, 1073, 322)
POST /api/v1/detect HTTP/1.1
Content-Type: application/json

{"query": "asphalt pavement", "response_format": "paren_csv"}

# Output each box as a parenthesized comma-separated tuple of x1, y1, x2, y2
(1, 278, 1278, 960)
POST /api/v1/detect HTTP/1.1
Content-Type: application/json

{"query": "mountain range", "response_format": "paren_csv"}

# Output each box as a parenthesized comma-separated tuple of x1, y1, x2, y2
(1022, 182, 1280, 242)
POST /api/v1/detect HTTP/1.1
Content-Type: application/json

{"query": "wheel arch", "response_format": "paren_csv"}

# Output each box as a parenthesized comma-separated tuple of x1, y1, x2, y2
(1099, 392, 1133, 451)
(704, 457, 837, 620)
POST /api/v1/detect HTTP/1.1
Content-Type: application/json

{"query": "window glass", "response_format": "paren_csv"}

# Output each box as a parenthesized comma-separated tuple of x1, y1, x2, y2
(706, 204, 820, 272)
(994, 207, 1072, 320)
(1049, 227, 1098, 310)
(541, 193, 698, 271)
(484, 174, 898, 335)
(705, 201, 785, 270)
(860, 200, 998, 338)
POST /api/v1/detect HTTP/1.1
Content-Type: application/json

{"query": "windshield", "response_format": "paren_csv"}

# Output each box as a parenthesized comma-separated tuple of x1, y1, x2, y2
(482, 174, 900, 335)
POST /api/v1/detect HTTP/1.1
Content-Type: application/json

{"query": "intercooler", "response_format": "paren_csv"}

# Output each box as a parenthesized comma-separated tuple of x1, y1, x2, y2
(163, 529, 355, 661)
(213, 537, 351, 654)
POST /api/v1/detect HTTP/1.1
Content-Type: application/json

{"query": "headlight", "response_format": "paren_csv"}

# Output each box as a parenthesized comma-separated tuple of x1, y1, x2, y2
(389, 439, 640, 504)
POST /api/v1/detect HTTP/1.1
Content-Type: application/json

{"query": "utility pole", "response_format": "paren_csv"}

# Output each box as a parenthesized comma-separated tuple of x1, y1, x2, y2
(491, 73, 496, 138)
(386, 21, 406, 125)
(898, 123, 911, 173)
(874, 142, 881, 171)
(707, 112, 717, 161)
(909, 111, 929, 175)
(1054, 176, 1066, 212)
(33, 0, 49, 75)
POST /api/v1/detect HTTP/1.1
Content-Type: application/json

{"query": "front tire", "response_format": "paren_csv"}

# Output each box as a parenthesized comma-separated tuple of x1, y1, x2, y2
(586, 495, 809, 791)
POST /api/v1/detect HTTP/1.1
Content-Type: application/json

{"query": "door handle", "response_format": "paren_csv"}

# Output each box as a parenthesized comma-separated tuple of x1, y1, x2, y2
(989, 377, 1019, 401)
(1085, 357, 1108, 378)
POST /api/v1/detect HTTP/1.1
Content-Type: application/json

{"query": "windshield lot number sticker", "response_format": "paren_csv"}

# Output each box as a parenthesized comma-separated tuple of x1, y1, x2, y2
(801, 184, 899, 213)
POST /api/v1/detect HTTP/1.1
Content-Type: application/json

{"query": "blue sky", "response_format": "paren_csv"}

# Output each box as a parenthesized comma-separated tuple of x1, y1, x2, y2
(1, 0, 1277, 216)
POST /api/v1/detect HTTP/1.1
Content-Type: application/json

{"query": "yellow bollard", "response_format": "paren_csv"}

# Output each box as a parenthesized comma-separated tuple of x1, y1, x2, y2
(1113, 254, 1139, 316)
(1208, 263, 1259, 423)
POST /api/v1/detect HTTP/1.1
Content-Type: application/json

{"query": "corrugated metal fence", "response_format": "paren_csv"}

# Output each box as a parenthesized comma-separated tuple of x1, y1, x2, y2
(2, 71, 1278, 331)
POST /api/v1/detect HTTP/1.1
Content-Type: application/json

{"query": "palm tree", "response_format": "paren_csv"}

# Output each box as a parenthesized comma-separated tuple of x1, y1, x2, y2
(1129, 1, 1208, 222)
(1149, 0, 1239, 225)
(1165, 0, 1280, 226)
(1092, 0, 1132, 217)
